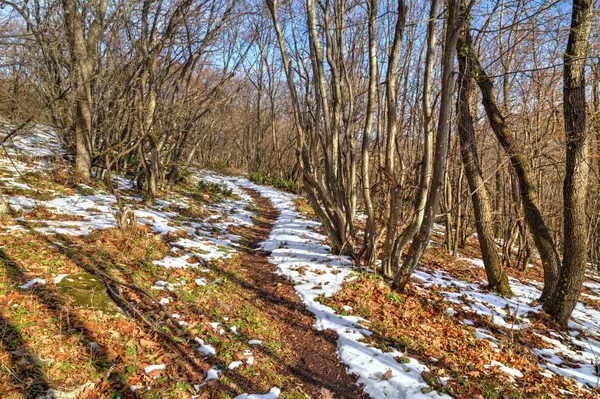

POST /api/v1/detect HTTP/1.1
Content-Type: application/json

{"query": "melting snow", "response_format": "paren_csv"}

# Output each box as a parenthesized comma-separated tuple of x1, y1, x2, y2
(144, 364, 165, 375)
(485, 360, 523, 380)
(204, 367, 221, 381)
(228, 361, 243, 370)
(159, 297, 170, 305)
(0, 121, 65, 157)
(233, 387, 281, 399)
(411, 257, 600, 390)
(52, 274, 69, 284)
(19, 278, 46, 289)
(4, 125, 599, 396)
(195, 337, 216, 356)
(233, 178, 450, 399)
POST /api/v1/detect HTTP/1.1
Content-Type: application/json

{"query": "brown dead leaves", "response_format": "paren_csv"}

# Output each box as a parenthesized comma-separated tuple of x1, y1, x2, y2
(323, 276, 597, 398)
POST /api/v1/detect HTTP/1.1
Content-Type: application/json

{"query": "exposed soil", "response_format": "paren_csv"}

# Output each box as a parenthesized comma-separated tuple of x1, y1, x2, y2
(233, 189, 369, 399)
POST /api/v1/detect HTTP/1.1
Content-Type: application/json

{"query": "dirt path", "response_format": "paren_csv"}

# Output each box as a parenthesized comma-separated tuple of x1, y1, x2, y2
(232, 188, 369, 399)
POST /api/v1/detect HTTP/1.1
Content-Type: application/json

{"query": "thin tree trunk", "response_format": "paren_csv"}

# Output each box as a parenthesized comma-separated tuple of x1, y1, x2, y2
(467, 30, 561, 302)
(266, 0, 349, 255)
(394, 0, 461, 291)
(381, 0, 407, 277)
(361, 0, 378, 267)
(456, 20, 512, 295)
(62, 0, 106, 181)
(390, 0, 439, 261)
(444, 169, 454, 252)
(63, 0, 92, 180)
(453, 164, 464, 255)
(143, 87, 158, 205)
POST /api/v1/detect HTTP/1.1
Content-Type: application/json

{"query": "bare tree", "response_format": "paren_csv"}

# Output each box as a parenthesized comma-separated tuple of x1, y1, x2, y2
(381, 0, 438, 274)
(544, 0, 594, 324)
(62, 0, 107, 180)
(456, 3, 512, 296)
(393, 0, 462, 291)
(467, 27, 561, 302)
(380, 0, 407, 277)
(360, 0, 379, 266)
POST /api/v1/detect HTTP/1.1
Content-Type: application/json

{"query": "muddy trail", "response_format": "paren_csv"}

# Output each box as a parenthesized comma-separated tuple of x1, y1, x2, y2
(221, 188, 368, 399)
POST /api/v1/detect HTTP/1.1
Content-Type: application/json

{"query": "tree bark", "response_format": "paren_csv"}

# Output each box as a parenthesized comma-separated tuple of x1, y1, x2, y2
(0, 192, 11, 215)
(544, 0, 593, 324)
(456, 19, 512, 296)
(267, 0, 356, 256)
(467, 30, 561, 302)
(361, 0, 378, 267)
(381, 0, 407, 277)
(389, 0, 439, 267)
(62, 0, 107, 181)
(393, 0, 461, 291)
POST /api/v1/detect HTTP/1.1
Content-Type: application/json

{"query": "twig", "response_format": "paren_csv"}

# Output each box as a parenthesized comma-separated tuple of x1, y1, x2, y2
(73, 260, 186, 333)
(584, 274, 600, 285)
(101, 278, 205, 375)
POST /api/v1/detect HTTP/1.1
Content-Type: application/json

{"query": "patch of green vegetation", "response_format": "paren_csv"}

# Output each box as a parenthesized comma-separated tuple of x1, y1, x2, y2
(190, 179, 235, 203)
(56, 272, 120, 314)
(248, 171, 297, 193)
(6, 186, 55, 201)
(395, 355, 410, 364)
(385, 291, 402, 304)
(176, 168, 194, 185)
(197, 179, 233, 196)
(281, 393, 310, 399)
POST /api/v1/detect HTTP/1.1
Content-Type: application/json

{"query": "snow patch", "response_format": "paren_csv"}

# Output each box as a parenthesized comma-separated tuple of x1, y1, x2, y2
(233, 387, 281, 399)
(19, 278, 46, 289)
(144, 364, 165, 375)
(195, 337, 216, 356)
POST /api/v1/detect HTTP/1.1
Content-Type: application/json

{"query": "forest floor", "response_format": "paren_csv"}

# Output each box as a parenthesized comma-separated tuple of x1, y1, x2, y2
(0, 125, 599, 399)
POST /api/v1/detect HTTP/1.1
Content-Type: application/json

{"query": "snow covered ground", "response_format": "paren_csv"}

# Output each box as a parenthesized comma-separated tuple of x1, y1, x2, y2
(413, 258, 600, 390)
(0, 120, 65, 158)
(151, 170, 255, 268)
(0, 151, 253, 262)
(0, 127, 279, 397)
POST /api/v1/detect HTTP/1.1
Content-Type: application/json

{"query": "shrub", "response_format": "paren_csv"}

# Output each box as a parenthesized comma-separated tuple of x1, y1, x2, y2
(196, 179, 233, 198)
(177, 167, 193, 184)
(248, 171, 298, 193)
(209, 161, 229, 172)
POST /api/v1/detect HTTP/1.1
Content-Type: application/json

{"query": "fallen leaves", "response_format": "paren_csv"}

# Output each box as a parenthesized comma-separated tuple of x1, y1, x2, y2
(322, 275, 598, 398)
(381, 369, 392, 381)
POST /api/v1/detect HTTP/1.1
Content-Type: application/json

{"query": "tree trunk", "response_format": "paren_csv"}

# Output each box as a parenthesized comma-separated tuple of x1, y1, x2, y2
(63, 0, 93, 180)
(393, 0, 460, 291)
(390, 0, 439, 264)
(544, 0, 593, 324)
(167, 128, 193, 188)
(62, 0, 106, 181)
(467, 30, 561, 302)
(456, 21, 512, 296)
(266, 0, 351, 256)
(381, 0, 407, 277)
(361, 0, 378, 267)
(73, 92, 93, 180)
(0, 192, 11, 215)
